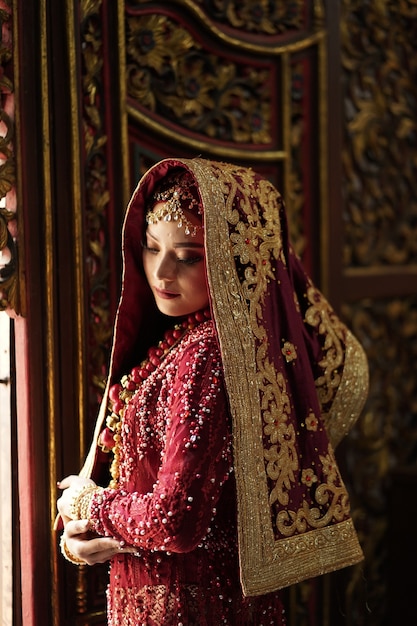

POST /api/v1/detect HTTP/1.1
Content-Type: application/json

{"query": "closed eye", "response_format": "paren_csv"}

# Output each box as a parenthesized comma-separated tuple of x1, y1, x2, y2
(177, 256, 204, 265)
(142, 241, 159, 254)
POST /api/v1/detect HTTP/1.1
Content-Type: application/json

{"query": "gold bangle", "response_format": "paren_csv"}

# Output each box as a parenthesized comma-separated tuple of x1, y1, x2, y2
(59, 534, 85, 566)
(70, 484, 101, 520)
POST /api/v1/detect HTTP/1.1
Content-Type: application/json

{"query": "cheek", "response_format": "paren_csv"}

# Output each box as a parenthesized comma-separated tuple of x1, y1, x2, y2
(142, 253, 152, 282)
(192, 266, 209, 297)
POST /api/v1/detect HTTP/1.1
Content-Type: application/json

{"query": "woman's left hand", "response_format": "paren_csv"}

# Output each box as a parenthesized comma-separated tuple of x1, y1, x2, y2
(63, 519, 136, 565)
(57, 475, 96, 524)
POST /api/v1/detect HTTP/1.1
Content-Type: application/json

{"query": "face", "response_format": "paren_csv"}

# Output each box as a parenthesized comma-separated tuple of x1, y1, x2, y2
(143, 202, 209, 318)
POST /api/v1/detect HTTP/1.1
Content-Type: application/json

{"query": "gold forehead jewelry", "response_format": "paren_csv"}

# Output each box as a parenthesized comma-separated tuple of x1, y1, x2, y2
(146, 174, 203, 237)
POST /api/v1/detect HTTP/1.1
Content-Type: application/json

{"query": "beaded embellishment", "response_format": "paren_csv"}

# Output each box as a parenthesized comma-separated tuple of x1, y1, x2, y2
(146, 171, 203, 237)
(99, 308, 211, 487)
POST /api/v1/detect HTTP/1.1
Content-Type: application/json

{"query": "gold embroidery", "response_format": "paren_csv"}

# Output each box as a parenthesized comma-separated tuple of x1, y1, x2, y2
(177, 158, 364, 595)
(305, 283, 345, 405)
(305, 411, 319, 431)
(208, 163, 302, 514)
(305, 285, 369, 448)
(276, 444, 351, 537)
(301, 468, 318, 486)
(281, 341, 297, 362)
(323, 330, 369, 448)
(111, 584, 199, 624)
(264, 426, 298, 508)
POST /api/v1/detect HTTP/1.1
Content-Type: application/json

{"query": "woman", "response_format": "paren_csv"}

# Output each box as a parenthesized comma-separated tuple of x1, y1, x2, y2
(57, 158, 368, 625)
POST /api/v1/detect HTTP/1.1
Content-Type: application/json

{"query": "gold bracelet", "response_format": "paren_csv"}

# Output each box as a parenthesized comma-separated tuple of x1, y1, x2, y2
(59, 534, 85, 566)
(70, 484, 101, 520)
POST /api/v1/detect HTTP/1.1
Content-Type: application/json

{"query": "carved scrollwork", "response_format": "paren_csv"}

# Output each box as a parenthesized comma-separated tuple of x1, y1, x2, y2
(125, 12, 272, 144)
(195, 0, 306, 34)
(127, 0, 307, 35)
(81, 0, 113, 413)
(341, 2, 417, 622)
(288, 60, 308, 259)
(341, 0, 417, 268)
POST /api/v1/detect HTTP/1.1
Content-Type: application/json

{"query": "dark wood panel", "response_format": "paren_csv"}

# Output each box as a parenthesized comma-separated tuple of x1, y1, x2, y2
(343, 267, 417, 300)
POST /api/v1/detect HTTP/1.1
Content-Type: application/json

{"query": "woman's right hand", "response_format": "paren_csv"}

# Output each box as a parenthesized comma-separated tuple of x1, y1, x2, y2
(63, 519, 138, 565)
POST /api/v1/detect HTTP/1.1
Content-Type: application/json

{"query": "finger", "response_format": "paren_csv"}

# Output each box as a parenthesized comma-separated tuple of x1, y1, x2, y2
(57, 475, 78, 490)
(64, 519, 90, 537)
(57, 492, 78, 522)
(84, 547, 121, 565)
(65, 522, 120, 552)
(120, 546, 139, 554)
(71, 539, 121, 565)
(56, 497, 71, 523)
(83, 544, 139, 565)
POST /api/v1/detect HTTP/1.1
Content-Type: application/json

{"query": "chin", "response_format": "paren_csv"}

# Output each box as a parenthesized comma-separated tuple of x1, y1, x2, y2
(155, 301, 187, 318)
(156, 300, 206, 319)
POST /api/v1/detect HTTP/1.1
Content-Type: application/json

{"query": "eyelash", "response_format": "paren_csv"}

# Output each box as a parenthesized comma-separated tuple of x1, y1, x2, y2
(142, 242, 203, 265)
(178, 256, 203, 266)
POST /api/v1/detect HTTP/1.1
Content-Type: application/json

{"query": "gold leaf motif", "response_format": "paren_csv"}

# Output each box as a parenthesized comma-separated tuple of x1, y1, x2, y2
(281, 341, 297, 363)
(305, 284, 345, 406)
(305, 411, 319, 431)
(301, 468, 318, 486)
(193, 0, 305, 34)
(81, 1, 114, 443)
(125, 13, 272, 144)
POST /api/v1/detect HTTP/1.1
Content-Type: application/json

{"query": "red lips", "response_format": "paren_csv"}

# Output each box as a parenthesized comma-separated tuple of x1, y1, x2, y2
(154, 287, 180, 300)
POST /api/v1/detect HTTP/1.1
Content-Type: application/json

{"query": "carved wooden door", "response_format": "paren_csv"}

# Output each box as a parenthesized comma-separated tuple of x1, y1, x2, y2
(54, 1, 340, 624)
(10, 1, 417, 625)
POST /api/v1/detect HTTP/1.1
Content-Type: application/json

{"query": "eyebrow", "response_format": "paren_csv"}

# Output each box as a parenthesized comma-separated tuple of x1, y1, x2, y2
(146, 230, 204, 249)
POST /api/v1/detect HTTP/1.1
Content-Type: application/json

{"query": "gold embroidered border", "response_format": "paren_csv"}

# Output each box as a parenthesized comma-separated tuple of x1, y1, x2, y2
(248, 518, 362, 594)
(322, 330, 369, 448)
(304, 284, 369, 448)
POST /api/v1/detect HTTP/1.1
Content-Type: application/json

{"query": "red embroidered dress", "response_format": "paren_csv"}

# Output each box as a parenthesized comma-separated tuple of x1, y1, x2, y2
(89, 321, 285, 624)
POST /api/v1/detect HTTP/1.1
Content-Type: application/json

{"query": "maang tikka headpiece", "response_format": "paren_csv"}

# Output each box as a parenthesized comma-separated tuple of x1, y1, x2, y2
(146, 171, 203, 237)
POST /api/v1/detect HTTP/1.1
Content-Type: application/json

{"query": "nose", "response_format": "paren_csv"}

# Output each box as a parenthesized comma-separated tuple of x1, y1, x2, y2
(155, 253, 176, 281)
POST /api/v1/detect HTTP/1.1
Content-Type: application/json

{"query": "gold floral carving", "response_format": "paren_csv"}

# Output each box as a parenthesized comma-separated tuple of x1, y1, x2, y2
(68, 0, 111, 620)
(341, 0, 417, 268)
(81, 0, 113, 411)
(193, 0, 305, 34)
(341, 1, 417, 619)
(125, 3, 327, 264)
(128, 0, 307, 35)
(125, 13, 272, 144)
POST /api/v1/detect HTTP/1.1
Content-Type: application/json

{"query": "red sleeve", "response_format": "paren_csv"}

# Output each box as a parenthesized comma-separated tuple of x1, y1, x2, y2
(89, 335, 233, 553)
